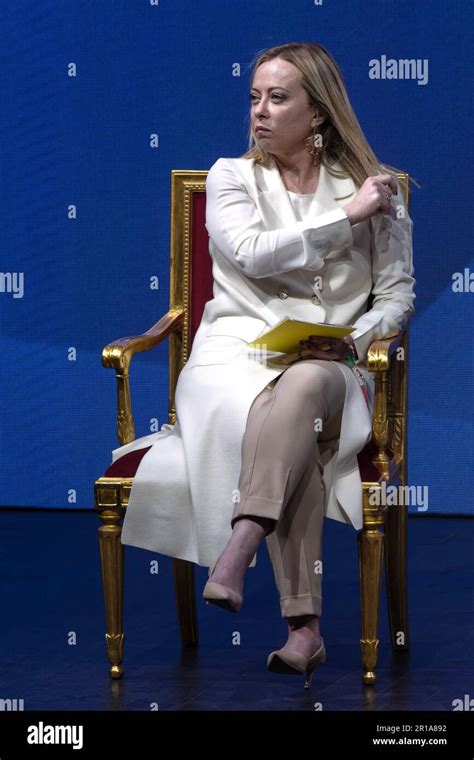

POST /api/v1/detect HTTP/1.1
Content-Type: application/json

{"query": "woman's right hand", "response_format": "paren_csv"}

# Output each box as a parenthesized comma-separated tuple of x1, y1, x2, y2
(343, 174, 398, 225)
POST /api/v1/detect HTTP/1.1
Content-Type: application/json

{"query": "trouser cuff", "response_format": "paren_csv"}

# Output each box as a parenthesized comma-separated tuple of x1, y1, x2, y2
(231, 496, 284, 529)
(280, 593, 322, 618)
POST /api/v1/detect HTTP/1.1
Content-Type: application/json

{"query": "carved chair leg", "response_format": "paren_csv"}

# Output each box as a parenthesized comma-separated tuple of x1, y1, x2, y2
(358, 497, 385, 685)
(97, 508, 125, 679)
(385, 501, 409, 651)
(172, 559, 198, 646)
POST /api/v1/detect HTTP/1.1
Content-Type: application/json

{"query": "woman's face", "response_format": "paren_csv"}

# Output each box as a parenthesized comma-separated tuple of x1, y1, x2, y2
(250, 58, 322, 157)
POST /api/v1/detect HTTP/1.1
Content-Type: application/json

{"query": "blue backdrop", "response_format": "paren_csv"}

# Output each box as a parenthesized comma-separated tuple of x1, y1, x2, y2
(1, 0, 473, 516)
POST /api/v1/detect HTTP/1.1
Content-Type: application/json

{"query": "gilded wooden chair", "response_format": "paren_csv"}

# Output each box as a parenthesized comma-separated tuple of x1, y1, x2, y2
(94, 169, 411, 684)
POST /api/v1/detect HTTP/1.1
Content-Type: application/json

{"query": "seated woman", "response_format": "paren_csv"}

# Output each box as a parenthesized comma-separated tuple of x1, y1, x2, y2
(116, 41, 416, 689)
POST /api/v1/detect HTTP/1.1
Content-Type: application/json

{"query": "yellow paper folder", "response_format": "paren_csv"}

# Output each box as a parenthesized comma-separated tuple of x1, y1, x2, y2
(247, 316, 355, 355)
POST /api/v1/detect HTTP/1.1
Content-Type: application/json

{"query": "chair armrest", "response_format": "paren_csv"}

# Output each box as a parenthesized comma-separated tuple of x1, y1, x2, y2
(102, 308, 185, 372)
(365, 329, 406, 479)
(366, 331, 403, 373)
(102, 307, 185, 446)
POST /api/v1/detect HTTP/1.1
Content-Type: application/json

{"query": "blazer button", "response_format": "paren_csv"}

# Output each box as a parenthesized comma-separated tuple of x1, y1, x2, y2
(311, 293, 321, 304)
(277, 288, 289, 299)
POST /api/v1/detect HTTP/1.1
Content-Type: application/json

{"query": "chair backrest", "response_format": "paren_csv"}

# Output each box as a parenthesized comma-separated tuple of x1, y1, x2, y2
(167, 170, 209, 425)
(168, 168, 411, 472)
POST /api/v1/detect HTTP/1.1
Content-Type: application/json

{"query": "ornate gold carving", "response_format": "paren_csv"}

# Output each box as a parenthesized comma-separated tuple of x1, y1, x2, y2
(105, 634, 125, 680)
(360, 639, 379, 685)
(96, 503, 126, 679)
(371, 370, 390, 476)
(94, 478, 134, 510)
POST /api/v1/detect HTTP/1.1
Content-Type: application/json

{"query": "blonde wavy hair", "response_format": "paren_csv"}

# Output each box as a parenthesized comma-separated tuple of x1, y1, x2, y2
(241, 42, 419, 190)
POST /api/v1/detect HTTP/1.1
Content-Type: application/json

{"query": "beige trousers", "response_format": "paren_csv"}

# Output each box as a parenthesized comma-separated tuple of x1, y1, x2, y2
(231, 359, 347, 619)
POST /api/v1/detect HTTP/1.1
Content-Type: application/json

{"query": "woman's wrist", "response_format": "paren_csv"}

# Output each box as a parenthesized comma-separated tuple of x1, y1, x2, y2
(343, 335, 358, 355)
(342, 203, 357, 226)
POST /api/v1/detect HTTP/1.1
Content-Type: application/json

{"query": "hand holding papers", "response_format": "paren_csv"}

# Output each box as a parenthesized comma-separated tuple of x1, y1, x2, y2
(247, 316, 355, 357)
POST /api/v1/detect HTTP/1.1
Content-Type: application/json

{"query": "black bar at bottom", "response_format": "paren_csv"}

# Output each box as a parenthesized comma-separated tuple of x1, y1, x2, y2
(0, 709, 472, 757)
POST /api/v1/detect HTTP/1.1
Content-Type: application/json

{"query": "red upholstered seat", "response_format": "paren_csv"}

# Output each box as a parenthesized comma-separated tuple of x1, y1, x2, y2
(105, 447, 152, 478)
(105, 438, 389, 482)
(357, 439, 393, 482)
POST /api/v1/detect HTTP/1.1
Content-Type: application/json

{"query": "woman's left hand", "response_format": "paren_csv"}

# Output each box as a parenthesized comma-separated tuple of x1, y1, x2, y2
(299, 334, 356, 362)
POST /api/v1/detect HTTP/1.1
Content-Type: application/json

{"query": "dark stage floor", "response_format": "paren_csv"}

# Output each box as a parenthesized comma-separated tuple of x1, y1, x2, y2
(0, 511, 472, 712)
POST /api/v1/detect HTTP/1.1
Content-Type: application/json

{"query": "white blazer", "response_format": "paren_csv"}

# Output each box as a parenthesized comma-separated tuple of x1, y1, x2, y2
(115, 155, 416, 569)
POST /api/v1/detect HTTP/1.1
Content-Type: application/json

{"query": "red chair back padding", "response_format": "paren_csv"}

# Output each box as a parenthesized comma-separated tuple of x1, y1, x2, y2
(189, 191, 213, 344)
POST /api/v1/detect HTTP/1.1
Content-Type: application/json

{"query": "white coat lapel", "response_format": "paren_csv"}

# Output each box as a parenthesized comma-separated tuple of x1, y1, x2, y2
(255, 155, 356, 223)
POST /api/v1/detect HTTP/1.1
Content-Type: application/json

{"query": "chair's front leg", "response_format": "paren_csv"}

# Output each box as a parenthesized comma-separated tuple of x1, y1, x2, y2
(385, 498, 409, 652)
(172, 559, 199, 647)
(96, 503, 125, 679)
(358, 490, 385, 685)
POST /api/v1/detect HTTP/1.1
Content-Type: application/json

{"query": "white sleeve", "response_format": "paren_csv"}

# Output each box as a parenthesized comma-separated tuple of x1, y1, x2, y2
(205, 157, 354, 279)
(351, 179, 416, 364)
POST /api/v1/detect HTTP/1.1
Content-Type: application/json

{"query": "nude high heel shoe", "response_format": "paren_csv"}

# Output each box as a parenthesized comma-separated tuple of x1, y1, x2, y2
(267, 638, 326, 689)
(202, 559, 243, 613)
